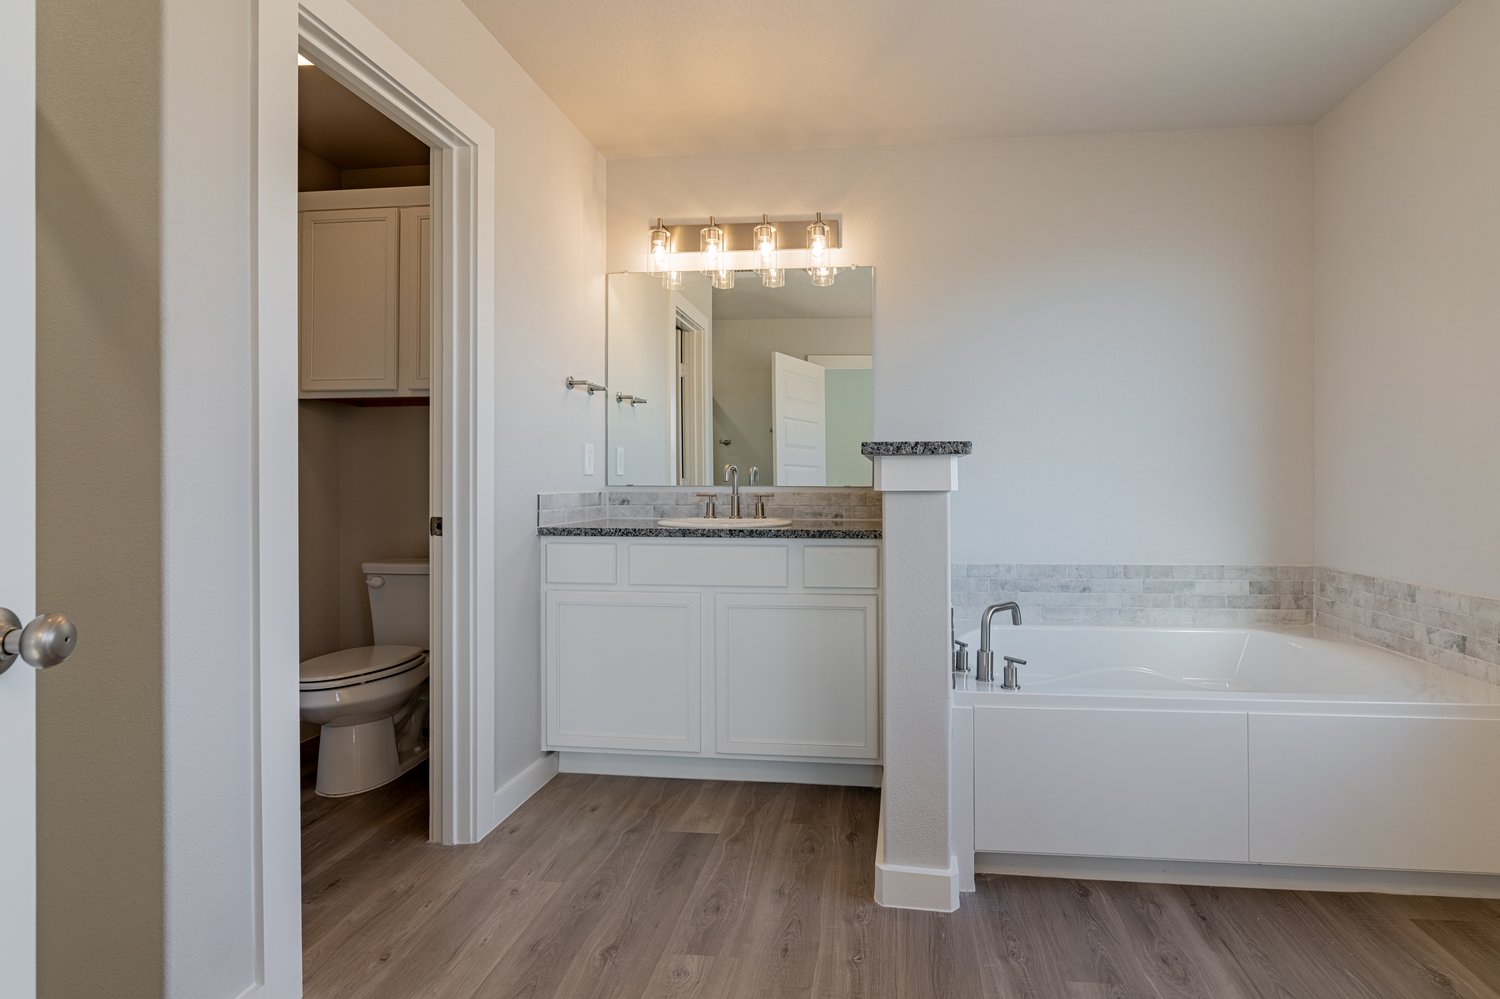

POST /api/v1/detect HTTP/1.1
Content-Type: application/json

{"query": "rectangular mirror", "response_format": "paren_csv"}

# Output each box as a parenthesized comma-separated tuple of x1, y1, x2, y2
(606, 268, 874, 487)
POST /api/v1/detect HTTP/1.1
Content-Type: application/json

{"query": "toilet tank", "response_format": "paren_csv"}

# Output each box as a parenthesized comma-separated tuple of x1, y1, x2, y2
(362, 557, 430, 648)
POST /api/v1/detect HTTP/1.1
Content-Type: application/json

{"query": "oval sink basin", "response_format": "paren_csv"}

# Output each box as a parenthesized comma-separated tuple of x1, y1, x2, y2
(657, 517, 793, 529)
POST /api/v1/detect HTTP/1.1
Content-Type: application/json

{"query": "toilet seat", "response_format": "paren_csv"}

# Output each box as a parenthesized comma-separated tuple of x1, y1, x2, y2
(299, 645, 426, 692)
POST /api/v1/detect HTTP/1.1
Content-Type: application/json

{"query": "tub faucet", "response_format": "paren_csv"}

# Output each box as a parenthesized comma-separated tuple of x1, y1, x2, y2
(977, 602, 1023, 688)
(723, 464, 741, 518)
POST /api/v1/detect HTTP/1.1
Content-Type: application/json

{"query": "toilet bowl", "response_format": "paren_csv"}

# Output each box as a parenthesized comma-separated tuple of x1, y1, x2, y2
(300, 557, 431, 797)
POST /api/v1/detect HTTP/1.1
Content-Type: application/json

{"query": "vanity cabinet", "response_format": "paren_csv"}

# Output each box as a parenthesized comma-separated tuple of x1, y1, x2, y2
(298, 187, 430, 399)
(541, 538, 882, 774)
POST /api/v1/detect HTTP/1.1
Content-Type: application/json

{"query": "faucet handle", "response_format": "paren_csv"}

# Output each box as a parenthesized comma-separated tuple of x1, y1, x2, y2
(695, 492, 718, 519)
(752, 492, 773, 519)
(953, 639, 970, 674)
(1003, 656, 1027, 666)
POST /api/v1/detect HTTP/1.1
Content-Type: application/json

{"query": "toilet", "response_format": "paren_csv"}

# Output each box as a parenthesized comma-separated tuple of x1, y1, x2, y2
(300, 557, 431, 797)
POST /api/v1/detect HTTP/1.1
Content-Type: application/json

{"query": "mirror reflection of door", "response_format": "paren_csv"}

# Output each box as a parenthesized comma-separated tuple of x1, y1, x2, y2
(606, 267, 873, 488)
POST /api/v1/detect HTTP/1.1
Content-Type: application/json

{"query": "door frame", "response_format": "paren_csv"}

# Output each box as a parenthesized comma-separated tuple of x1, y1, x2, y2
(254, 0, 497, 991)
(1, 0, 36, 991)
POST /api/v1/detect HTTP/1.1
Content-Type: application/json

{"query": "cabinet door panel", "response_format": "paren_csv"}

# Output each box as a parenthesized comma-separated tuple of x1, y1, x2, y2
(399, 206, 432, 392)
(715, 594, 878, 758)
(299, 207, 401, 392)
(973, 706, 1249, 862)
(546, 591, 700, 752)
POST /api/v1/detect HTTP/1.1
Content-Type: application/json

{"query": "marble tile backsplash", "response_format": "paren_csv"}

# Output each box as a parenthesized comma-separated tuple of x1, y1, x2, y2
(537, 487, 881, 526)
(952, 564, 1317, 631)
(1316, 568, 1500, 684)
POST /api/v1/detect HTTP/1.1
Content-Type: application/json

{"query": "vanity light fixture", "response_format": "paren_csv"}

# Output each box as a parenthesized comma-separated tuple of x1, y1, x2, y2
(646, 218, 672, 276)
(661, 269, 685, 291)
(761, 267, 785, 289)
(711, 267, 736, 290)
(809, 264, 837, 288)
(700, 216, 726, 275)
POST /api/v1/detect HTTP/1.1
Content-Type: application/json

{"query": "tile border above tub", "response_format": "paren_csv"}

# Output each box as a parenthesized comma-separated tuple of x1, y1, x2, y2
(861, 441, 973, 456)
(953, 563, 1316, 631)
(1317, 568, 1500, 684)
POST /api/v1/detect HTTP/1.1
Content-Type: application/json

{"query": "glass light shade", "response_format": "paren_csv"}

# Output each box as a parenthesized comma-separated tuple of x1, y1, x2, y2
(700, 217, 726, 275)
(753, 214, 778, 275)
(647, 218, 672, 276)
(809, 265, 837, 288)
(711, 267, 736, 290)
(761, 267, 785, 289)
(661, 269, 685, 291)
(806, 212, 831, 269)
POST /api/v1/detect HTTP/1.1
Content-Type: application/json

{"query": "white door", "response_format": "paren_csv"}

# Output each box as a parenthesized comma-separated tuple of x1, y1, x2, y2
(2, 1, 38, 992)
(771, 351, 827, 486)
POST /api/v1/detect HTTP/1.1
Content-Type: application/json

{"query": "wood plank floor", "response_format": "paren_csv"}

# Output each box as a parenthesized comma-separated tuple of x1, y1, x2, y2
(302, 766, 1500, 998)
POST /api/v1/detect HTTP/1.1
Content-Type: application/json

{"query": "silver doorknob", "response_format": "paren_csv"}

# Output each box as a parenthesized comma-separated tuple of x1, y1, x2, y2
(0, 608, 79, 674)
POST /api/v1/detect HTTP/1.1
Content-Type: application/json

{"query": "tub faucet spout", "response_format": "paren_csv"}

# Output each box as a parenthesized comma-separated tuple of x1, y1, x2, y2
(977, 602, 1023, 687)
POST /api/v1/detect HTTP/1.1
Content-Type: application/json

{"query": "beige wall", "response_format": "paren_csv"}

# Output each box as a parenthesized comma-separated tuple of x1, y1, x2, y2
(609, 126, 1317, 566)
(1313, 0, 1500, 598)
(299, 402, 430, 661)
(37, 0, 167, 992)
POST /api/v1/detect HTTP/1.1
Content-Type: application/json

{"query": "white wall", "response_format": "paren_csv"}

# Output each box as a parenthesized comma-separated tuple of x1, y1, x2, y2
(711, 317, 873, 482)
(607, 127, 1316, 566)
(346, 0, 607, 822)
(1313, 0, 1500, 599)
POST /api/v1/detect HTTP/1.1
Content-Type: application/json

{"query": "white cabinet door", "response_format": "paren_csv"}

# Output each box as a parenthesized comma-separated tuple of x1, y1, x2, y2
(545, 591, 701, 753)
(298, 207, 401, 393)
(1250, 714, 1500, 874)
(398, 206, 431, 393)
(973, 706, 1250, 862)
(714, 593, 878, 759)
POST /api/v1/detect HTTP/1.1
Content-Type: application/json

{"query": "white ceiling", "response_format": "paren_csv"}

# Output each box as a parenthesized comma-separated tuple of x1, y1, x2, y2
(462, 0, 1456, 159)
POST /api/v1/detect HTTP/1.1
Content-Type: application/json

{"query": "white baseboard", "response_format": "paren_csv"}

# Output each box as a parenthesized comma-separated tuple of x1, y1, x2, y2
(975, 852, 1500, 899)
(873, 808, 961, 912)
(558, 751, 882, 787)
(491, 752, 560, 827)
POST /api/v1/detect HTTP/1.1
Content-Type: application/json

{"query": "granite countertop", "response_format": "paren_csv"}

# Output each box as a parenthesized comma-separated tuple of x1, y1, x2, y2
(538, 519, 883, 539)
(861, 441, 973, 456)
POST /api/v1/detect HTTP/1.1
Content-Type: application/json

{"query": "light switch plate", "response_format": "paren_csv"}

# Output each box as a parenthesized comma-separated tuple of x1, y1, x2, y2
(583, 443, 595, 475)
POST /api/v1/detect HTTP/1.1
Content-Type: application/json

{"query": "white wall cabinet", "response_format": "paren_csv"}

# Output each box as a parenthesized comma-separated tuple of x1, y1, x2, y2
(715, 593, 878, 758)
(298, 187, 430, 398)
(542, 538, 881, 774)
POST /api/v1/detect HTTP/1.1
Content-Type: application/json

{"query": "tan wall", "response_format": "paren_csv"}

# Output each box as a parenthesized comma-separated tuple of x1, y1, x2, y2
(299, 402, 430, 659)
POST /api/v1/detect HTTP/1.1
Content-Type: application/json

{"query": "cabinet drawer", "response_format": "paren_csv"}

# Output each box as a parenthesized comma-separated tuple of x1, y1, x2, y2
(546, 543, 618, 585)
(803, 546, 879, 588)
(629, 544, 788, 587)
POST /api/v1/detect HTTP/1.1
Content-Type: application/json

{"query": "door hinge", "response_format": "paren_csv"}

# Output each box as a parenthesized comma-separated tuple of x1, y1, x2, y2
(429, 516, 443, 538)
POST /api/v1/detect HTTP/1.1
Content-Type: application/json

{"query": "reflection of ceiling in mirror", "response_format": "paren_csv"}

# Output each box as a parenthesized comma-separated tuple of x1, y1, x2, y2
(711, 267, 873, 322)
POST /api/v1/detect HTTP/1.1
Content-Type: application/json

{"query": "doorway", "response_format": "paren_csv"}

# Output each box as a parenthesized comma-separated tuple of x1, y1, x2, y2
(253, 1, 500, 989)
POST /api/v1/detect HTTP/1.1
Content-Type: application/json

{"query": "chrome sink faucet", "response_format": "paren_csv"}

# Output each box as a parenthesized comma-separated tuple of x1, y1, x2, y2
(723, 464, 741, 518)
(977, 602, 1025, 688)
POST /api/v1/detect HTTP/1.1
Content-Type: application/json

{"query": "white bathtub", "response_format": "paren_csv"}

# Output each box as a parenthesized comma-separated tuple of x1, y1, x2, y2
(950, 626, 1500, 893)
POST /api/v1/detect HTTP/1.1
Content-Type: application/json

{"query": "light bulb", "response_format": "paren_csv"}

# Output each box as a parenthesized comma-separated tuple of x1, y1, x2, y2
(753, 214, 778, 276)
(806, 212, 831, 271)
(647, 218, 672, 276)
(700, 217, 726, 276)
